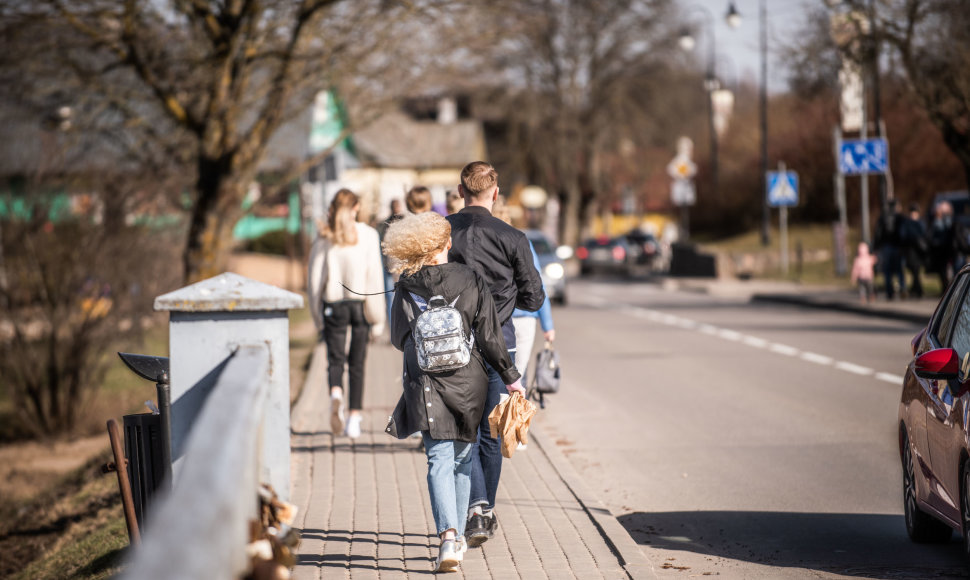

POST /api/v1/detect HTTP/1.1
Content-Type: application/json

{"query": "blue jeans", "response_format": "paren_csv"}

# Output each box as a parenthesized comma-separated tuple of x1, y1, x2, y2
(468, 361, 507, 511)
(423, 432, 473, 537)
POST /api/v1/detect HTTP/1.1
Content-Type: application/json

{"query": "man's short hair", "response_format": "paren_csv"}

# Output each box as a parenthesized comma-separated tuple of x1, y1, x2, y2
(460, 161, 498, 200)
(405, 186, 433, 214)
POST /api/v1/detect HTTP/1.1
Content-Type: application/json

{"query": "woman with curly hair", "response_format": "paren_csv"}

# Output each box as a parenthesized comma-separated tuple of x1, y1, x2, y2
(308, 189, 386, 439)
(382, 211, 522, 572)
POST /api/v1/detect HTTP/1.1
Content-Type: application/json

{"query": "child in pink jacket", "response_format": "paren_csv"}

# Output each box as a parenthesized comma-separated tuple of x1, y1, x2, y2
(851, 242, 877, 303)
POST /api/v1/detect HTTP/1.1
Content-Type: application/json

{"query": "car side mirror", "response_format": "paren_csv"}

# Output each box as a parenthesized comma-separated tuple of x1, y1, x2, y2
(556, 245, 574, 260)
(914, 348, 960, 380)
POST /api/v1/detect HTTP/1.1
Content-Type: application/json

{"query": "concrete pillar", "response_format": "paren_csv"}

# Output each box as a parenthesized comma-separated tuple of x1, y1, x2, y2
(154, 272, 303, 500)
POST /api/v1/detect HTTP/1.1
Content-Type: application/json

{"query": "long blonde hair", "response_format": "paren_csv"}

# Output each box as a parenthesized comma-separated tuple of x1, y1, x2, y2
(322, 189, 359, 246)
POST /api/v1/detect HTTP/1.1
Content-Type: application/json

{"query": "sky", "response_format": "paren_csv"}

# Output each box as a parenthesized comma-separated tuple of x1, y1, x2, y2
(689, 0, 819, 93)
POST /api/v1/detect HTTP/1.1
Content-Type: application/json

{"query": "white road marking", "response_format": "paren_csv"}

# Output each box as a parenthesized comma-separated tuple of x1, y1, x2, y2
(835, 361, 874, 376)
(769, 343, 800, 356)
(801, 352, 834, 365)
(742, 336, 768, 348)
(660, 314, 681, 325)
(699, 324, 720, 335)
(875, 372, 904, 384)
(600, 303, 896, 385)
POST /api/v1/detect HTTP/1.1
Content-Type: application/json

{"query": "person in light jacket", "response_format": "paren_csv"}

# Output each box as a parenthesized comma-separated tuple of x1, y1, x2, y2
(308, 189, 386, 439)
(511, 242, 556, 378)
(382, 211, 523, 572)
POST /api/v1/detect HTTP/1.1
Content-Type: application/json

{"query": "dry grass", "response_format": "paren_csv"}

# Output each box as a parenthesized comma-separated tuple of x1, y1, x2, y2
(0, 450, 129, 580)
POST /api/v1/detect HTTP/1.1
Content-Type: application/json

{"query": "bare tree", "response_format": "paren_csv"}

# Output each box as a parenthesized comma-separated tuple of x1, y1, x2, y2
(0, 176, 183, 438)
(471, 0, 680, 246)
(809, 0, 970, 190)
(876, 0, 970, 188)
(1, 1, 444, 282)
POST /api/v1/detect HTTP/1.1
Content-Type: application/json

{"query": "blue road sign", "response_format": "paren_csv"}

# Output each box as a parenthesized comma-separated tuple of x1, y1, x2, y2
(767, 171, 798, 207)
(839, 138, 889, 175)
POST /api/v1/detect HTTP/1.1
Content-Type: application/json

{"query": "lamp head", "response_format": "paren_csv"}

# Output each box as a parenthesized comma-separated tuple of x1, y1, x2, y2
(678, 28, 696, 51)
(726, 2, 742, 28)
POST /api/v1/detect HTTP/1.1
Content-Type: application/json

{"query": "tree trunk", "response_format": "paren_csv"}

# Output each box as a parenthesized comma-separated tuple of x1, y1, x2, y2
(561, 179, 583, 248)
(183, 157, 246, 283)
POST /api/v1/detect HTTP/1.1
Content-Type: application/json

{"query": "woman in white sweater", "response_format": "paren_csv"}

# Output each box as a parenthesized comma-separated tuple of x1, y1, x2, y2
(308, 189, 386, 438)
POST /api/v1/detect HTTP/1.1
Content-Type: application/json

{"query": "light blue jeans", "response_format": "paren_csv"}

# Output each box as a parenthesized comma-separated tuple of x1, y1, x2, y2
(422, 432, 473, 537)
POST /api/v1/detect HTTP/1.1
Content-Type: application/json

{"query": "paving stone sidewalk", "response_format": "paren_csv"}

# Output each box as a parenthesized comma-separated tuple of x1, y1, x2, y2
(289, 339, 655, 579)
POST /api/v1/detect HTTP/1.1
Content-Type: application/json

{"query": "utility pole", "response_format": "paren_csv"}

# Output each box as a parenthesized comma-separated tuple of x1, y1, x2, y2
(759, 0, 770, 247)
(868, 0, 888, 216)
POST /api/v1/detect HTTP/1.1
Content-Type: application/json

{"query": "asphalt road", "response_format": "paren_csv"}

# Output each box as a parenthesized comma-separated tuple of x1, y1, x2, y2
(531, 277, 969, 579)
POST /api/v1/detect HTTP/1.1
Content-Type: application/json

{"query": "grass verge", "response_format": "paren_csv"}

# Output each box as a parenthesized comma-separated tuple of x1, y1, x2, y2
(0, 449, 129, 580)
(699, 223, 944, 295)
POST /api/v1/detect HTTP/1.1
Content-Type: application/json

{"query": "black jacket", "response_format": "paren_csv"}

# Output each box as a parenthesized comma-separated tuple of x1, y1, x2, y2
(386, 263, 521, 442)
(446, 206, 545, 324)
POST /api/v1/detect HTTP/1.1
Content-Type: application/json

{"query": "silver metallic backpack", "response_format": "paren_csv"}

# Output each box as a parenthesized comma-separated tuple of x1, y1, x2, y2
(405, 293, 473, 373)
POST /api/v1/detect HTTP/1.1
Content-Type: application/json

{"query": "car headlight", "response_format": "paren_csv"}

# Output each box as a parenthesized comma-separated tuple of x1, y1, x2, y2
(544, 262, 565, 279)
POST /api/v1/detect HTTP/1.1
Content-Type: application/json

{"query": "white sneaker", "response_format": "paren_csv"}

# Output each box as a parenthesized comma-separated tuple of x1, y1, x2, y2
(454, 536, 467, 562)
(345, 414, 362, 439)
(330, 397, 345, 435)
(434, 539, 459, 572)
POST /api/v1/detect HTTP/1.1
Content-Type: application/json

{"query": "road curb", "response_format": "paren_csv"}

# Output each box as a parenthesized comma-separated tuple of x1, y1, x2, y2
(750, 293, 930, 325)
(529, 423, 659, 580)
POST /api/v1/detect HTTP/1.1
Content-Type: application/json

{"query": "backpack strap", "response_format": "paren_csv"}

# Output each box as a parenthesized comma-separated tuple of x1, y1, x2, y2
(403, 292, 425, 324)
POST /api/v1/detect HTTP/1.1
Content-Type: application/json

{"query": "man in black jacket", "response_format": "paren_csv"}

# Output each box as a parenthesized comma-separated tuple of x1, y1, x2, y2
(447, 161, 545, 547)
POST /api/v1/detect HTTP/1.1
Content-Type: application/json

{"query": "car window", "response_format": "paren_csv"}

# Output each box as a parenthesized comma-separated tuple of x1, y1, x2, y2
(936, 274, 970, 347)
(951, 298, 970, 364)
(531, 238, 552, 254)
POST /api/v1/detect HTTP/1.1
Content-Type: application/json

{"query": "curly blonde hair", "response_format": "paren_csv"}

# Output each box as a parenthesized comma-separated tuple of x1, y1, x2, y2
(381, 212, 451, 276)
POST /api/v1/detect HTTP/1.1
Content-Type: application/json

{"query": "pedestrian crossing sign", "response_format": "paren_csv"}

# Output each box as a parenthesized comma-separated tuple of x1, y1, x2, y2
(767, 171, 798, 207)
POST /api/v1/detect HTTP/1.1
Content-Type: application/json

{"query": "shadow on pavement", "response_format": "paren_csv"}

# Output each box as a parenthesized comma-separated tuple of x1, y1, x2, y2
(295, 528, 437, 575)
(619, 511, 969, 579)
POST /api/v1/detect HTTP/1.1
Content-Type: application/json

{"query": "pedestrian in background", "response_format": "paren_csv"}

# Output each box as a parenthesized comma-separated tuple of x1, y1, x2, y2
(377, 199, 405, 324)
(851, 242, 877, 304)
(446, 189, 463, 215)
(511, 246, 555, 377)
(874, 200, 906, 300)
(406, 185, 433, 215)
(488, 202, 556, 378)
(446, 161, 544, 548)
(901, 202, 928, 299)
(929, 200, 956, 293)
(382, 211, 523, 572)
(308, 189, 386, 439)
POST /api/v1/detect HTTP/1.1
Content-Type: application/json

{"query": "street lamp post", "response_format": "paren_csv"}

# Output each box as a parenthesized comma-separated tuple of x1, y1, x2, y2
(725, 1, 769, 246)
(679, 3, 740, 213)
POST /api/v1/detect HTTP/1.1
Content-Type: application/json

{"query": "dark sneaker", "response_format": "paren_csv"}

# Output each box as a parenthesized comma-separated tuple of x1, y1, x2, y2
(485, 512, 498, 537)
(464, 513, 489, 547)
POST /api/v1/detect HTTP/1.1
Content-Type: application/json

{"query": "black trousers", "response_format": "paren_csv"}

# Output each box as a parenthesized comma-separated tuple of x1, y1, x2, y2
(322, 300, 370, 411)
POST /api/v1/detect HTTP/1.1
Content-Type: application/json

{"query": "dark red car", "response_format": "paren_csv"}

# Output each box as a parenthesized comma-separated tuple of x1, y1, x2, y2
(899, 266, 970, 562)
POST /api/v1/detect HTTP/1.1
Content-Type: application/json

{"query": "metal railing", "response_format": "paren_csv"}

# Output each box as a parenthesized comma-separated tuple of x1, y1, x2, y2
(121, 344, 270, 580)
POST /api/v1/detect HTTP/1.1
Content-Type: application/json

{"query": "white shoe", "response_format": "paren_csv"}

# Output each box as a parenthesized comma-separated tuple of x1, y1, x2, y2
(330, 397, 345, 435)
(434, 539, 459, 572)
(454, 536, 467, 562)
(345, 415, 362, 439)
